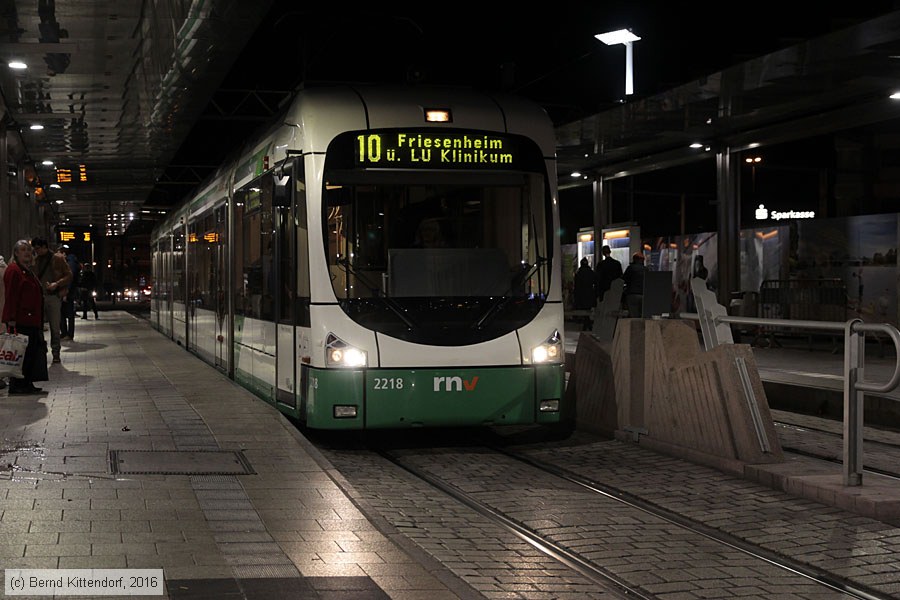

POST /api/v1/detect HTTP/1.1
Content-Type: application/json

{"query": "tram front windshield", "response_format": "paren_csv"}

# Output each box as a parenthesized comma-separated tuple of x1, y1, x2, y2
(323, 169, 552, 346)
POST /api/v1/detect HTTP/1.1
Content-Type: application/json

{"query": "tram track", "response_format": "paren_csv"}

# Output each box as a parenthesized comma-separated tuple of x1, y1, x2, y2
(375, 447, 648, 600)
(488, 446, 890, 600)
(311, 428, 894, 600)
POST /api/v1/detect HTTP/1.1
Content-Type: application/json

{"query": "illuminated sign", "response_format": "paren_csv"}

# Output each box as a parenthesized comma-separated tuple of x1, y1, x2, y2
(755, 204, 815, 221)
(83, 232, 91, 242)
(336, 129, 542, 172)
(188, 233, 198, 243)
(59, 231, 76, 241)
(203, 232, 219, 243)
(55, 165, 88, 184)
(357, 132, 515, 167)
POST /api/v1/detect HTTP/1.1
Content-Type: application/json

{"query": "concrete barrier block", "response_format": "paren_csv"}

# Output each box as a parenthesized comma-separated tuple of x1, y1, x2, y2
(612, 319, 645, 432)
(574, 332, 617, 437)
(664, 344, 784, 464)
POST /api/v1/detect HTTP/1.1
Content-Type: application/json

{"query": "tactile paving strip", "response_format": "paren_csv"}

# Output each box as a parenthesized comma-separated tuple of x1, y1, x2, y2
(109, 450, 255, 475)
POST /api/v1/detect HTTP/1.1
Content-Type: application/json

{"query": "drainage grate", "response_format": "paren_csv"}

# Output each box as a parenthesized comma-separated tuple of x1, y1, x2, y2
(109, 450, 255, 475)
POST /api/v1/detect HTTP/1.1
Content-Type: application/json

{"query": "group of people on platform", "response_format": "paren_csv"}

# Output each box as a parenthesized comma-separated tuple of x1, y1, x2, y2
(0, 238, 99, 395)
(574, 246, 712, 323)
(574, 245, 646, 319)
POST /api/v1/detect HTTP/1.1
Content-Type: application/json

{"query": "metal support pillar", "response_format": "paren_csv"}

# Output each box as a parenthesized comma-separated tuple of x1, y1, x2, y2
(715, 147, 740, 307)
(843, 319, 864, 486)
(592, 177, 608, 267)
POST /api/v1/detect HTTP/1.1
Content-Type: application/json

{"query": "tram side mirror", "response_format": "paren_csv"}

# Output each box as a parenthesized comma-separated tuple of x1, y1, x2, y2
(273, 175, 291, 207)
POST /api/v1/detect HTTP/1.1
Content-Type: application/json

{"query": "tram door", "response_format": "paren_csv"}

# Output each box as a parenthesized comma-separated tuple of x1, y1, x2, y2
(172, 228, 187, 347)
(214, 205, 228, 371)
(274, 166, 297, 409)
(186, 218, 201, 354)
(160, 235, 173, 337)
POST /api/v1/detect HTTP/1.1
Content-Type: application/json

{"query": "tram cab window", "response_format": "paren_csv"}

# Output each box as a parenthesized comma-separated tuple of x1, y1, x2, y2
(323, 172, 552, 345)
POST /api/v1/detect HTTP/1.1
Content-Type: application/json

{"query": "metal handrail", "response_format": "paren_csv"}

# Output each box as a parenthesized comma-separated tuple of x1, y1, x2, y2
(715, 315, 900, 395)
(671, 288, 900, 486)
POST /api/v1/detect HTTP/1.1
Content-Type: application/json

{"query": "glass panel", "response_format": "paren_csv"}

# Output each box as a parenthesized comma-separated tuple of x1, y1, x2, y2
(277, 199, 292, 323)
(172, 229, 185, 304)
(234, 173, 275, 321)
(295, 170, 310, 327)
(234, 189, 247, 316)
(322, 171, 551, 345)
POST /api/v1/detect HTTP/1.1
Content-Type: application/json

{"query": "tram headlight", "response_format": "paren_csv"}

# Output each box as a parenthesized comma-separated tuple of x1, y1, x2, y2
(325, 333, 367, 368)
(531, 330, 562, 364)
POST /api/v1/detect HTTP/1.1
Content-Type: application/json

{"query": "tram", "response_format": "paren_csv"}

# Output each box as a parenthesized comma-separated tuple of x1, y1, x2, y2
(150, 85, 566, 429)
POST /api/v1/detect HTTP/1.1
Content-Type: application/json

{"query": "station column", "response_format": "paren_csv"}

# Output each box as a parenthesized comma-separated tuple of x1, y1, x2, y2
(716, 147, 740, 306)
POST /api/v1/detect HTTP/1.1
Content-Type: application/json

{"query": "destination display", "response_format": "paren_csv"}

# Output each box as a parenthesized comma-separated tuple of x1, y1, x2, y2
(349, 130, 539, 170)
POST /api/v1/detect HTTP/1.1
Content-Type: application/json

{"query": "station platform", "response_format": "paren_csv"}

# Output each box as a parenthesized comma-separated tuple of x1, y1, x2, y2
(2, 314, 900, 599)
(564, 322, 900, 526)
(0, 312, 467, 599)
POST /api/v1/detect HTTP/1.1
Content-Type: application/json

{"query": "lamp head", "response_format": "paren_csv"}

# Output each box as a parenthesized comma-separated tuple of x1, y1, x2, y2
(595, 29, 641, 45)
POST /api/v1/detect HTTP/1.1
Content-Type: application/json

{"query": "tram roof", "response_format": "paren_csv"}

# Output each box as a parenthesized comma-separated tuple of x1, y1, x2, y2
(0, 3, 897, 227)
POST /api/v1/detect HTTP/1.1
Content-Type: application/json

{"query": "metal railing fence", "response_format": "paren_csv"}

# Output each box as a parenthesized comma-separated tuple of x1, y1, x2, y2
(683, 278, 900, 486)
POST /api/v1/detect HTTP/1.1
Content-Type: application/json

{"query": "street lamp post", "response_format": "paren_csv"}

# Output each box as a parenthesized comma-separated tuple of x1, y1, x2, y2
(595, 28, 641, 97)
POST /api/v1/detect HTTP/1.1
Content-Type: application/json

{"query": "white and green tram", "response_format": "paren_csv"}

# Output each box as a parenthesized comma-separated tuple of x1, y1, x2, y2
(150, 85, 567, 429)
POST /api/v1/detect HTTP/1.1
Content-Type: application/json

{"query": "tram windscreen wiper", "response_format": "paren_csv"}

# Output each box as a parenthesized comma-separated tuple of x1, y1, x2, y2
(472, 257, 546, 330)
(337, 258, 417, 330)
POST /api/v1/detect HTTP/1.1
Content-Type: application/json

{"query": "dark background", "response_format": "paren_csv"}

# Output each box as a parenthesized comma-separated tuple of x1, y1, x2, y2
(170, 3, 899, 242)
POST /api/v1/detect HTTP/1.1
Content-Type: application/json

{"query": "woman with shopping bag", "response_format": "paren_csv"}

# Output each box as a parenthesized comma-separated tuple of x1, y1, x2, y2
(2, 240, 48, 394)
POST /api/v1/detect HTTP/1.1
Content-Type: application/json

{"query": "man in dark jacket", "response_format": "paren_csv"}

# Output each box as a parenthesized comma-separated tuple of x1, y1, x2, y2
(31, 237, 71, 363)
(60, 246, 80, 340)
(573, 257, 597, 310)
(78, 266, 99, 319)
(596, 245, 623, 301)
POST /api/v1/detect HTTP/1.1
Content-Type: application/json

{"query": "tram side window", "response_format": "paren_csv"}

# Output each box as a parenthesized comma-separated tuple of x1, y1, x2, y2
(159, 236, 171, 304)
(172, 230, 185, 306)
(235, 174, 276, 321)
(294, 176, 310, 326)
(150, 243, 159, 301)
(188, 213, 216, 310)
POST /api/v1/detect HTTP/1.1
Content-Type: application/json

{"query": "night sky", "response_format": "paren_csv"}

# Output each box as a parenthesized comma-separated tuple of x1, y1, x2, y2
(171, 3, 899, 241)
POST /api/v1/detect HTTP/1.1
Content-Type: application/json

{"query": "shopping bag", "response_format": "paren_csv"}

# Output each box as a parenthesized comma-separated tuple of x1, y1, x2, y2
(0, 332, 29, 378)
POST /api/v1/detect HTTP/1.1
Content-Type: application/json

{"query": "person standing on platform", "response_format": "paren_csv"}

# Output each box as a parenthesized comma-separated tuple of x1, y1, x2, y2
(2, 240, 48, 393)
(573, 257, 597, 311)
(31, 237, 72, 364)
(596, 245, 623, 302)
(60, 246, 80, 341)
(622, 252, 646, 318)
(79, 265, 99, 319)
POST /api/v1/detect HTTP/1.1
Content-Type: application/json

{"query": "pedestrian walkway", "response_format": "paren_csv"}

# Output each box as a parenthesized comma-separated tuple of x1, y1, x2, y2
(0, 312, 469, 599)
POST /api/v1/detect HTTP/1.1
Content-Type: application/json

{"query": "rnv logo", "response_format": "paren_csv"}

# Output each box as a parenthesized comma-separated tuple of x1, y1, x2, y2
(433, 376, 479, 392)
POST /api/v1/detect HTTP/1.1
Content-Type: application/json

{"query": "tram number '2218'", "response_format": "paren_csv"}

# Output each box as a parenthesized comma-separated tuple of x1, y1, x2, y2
(372, 377, 404, 390)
